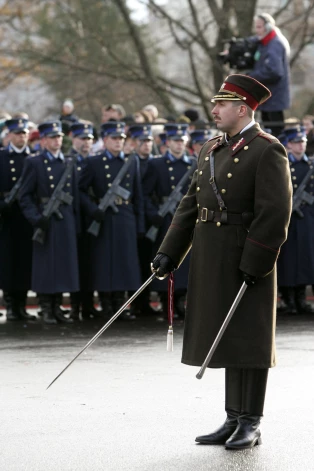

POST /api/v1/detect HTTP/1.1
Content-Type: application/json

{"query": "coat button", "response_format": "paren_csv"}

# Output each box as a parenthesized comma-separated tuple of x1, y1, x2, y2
(11, 168, 15, 172)
(199, 170, 203, 175)
(292, 176, 297, 180)
(49, 176, 53, 180)
(205, 156, 209, 161)
(234, 158, 239, 163)
(47, 167, 51, 171)
(44, 160, 48, 163)
(169, 167, 173, 171)
(106, 174, 111, 178)
(171, 185, 175, 189)
(196, 219, 199, 224)
(216, 222, 221, 227)
(197, 187, 200, 192)
(294, 184, 298, 188)
(126, 174, 130, 178)
(12, 177, 17, 181)
(227, 173, 232, 178)
(197, 203, 200, 208)
(167, 160, 170, 164)
(103, 157, 107, 161)
(105, 165, 109, 169)
(108, 183, 112, 187)
(244, 146, 248, 150)
(291, 168, 295, 172)
(171, 176, 175, 180)
(221, 189, 226, 194)
(77, 167, 81, 171)
(50, 184, 55, 188)
(9, 160, 14, 164)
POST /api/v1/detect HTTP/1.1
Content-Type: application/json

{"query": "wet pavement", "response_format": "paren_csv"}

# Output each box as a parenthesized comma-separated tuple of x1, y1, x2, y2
(1, 310, 314, 471)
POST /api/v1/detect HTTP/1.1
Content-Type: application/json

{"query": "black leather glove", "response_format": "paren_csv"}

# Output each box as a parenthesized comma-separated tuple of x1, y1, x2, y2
(36, 215, 50, 231)
(0, 200, 10, 215)
(242, 271, 257, 286)
(93, 208, 106, 222)
(151, 214, 163, 227)
(152, 253, 175, 278)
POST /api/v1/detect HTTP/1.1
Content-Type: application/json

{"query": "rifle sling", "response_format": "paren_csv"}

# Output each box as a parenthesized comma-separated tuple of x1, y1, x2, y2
(209, 152, 227, 212)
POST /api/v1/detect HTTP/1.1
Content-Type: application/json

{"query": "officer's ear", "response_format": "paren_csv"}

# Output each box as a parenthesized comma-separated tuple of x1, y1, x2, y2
(238, 104, 248, 118)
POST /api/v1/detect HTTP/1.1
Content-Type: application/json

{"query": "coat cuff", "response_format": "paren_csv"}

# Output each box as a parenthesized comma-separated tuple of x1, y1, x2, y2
(158, 224, 192, 268)
(239, 237, 279, 277)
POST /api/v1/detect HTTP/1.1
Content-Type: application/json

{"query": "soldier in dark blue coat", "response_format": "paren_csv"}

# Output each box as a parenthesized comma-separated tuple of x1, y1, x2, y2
(67, 121, 102, 320)
(19, 121, 79, 324)
(127, 124, 157, 316)
(190, 129, 213, 158)
(277, 126, 314, 314)
(0, 118, 36, 321)
(79, 121, 144, 321)
(143, 123, 196, 317)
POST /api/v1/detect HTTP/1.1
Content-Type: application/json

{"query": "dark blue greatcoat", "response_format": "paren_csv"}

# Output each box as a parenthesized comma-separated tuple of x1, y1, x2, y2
(19, 149, 80, 294)
(143, 151, 195, 291)
(79, 149, 144, 292)
(277, 154, 314, 286)
(0, 145, 33, 291)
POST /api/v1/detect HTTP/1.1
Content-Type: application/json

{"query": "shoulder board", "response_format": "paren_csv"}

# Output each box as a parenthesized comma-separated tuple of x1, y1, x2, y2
(258, 132, 278, 143)
(206, 136, 221, 144)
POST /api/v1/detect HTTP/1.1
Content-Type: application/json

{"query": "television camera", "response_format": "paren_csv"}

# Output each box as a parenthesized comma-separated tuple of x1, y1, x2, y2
(218, 36, 258, 70)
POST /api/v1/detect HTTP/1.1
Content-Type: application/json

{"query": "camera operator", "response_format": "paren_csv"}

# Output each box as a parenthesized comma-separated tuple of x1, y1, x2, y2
(247, 13, 291, 137)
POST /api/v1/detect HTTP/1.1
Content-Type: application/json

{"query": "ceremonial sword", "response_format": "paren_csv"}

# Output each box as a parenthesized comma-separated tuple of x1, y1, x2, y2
(47, 273, 158, 389)
(196, 282, 248, 380)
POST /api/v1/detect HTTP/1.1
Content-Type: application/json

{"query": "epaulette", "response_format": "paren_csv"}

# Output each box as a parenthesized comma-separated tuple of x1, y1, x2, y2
(258, 132, 279, 143)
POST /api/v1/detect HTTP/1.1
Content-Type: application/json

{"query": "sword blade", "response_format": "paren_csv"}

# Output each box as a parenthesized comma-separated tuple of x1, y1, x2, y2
(196, 282, 248, 380)
(47, 273, 156, 390)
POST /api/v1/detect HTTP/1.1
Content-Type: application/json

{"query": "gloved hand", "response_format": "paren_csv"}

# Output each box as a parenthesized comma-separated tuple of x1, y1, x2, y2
(36, 215, 50, 231)
(152, 253, 175, 278)
(151, 214, 163, 227)
(93, 208, 106, 222)
(0, 200, 10, 215)
(242, 271, 257, 286)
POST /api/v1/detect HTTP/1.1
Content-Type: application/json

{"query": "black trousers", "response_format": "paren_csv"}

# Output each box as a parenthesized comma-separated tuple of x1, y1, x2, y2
(261, 111, 284, 137)
(225, 368, 269, 417)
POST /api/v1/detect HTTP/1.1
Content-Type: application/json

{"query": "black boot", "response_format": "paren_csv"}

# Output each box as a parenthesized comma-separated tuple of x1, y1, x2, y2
(279, 286, 297, 315)
(97, 292, 113, 318)
(69, 292, 81, 320)
(17, 291, 37, 321)
(3, 292, 19, 321)
(53, 294, 73, 324)
(55, 293, 70, 316)
(112, 291, 136, 321)
(82, 291, 103, 318)
(195, 368, 242, 445)
(225, 368, 268, 450)
(295, 285, 314, 314)
(39, 294, 57, 325)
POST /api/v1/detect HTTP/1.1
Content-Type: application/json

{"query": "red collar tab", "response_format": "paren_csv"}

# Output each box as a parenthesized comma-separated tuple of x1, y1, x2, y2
(260, 29, 277, 46)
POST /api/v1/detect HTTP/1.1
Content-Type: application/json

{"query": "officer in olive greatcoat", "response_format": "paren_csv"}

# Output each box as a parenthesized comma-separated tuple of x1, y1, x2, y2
(143, 123, 195, 318)
(0, 118, 35, 321)
(277, 126, 314, 314)
(152, 75, 292, 449)
(79, 121, 144, 321)
(19, 121, 79, 325)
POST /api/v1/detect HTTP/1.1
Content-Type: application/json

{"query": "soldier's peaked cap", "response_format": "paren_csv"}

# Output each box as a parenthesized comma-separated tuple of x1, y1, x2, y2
(70, 122, 94, 139)
(281, 126, 307, 144)
(5, 118, 29, 133)
(211, 74, 271, 110)
(101, 121, 126, 138)
(128, 124, 153, 140)
(38, 120, 64, 138)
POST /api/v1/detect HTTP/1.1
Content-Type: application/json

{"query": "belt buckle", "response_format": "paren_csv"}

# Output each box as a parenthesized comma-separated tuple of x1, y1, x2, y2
(201, 207, 208, 222)
(115, 196, 123, 205)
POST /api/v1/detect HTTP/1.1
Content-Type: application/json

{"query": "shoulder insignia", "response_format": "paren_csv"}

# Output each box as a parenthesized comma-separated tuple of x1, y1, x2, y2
(258, 132, 278, 143)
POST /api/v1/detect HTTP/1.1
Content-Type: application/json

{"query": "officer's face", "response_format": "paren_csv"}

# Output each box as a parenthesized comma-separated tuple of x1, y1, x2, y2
(255, 18, 266, 38)
(104, 136, 125, 155)
(287, 140, 307, 160)
(192, 142, 204, 157)
(43, 135, 63, 153)
(9, 131, 29, 149)
(167, 138, 187, 158)
(136, 138, 153, 158)
(73, 137, 93, 156)
(211, 100, 243, 136)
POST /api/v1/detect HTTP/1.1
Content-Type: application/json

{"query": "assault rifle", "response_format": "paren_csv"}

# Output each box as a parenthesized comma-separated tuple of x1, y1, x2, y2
(32, 158, 75, 244)
(146, 159, 197, 242)
(292, 166, 314, 218)
(87, 155, 135, 237)
(4, 176, 23, 206)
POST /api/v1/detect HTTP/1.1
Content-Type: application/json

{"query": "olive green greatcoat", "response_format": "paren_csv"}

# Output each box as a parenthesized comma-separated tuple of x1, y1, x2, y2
(158, 123, 292, 369)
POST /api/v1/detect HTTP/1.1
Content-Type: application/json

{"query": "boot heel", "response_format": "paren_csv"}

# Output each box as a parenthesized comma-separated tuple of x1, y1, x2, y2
(255, 436, 262, 446)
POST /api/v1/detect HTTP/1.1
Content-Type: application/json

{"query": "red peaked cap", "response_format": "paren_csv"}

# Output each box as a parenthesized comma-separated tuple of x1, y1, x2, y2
(211, 74, 271, 110)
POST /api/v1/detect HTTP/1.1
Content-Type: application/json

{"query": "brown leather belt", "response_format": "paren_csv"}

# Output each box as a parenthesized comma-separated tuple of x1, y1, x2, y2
(199, 207, 253, 226)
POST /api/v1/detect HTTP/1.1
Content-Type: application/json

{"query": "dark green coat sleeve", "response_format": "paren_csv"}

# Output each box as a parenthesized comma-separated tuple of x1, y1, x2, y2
(239, 142, 292, 277)
(157, 169, 198, 267)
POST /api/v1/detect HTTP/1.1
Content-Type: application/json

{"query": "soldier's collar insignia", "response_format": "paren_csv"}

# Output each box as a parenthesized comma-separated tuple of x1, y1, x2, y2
(231, 137, 244, 152)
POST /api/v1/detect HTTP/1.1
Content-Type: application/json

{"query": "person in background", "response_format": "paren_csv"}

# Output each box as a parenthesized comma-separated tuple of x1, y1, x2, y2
(190, 129, 213, 158)
(303, 114, 314, 157)
(0, 118, 35, 321)
(248, 13, 290, 136)
(59, 99, 79, 127)
(277, 126, 314, 315)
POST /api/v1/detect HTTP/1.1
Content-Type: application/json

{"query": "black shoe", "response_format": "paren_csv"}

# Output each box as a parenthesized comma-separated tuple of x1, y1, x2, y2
(195, 418, 238, 445)
(69, 305, 80, 320)
(54, 306, 74, 324)
(225, 416, 262, 450)
(43, 311, 57, 325)
(18, 307, 37, 321)
(6, 311, 21, 321)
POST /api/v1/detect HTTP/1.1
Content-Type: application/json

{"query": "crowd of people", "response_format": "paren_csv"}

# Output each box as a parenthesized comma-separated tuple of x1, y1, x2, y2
(0, 99, 313, 324)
